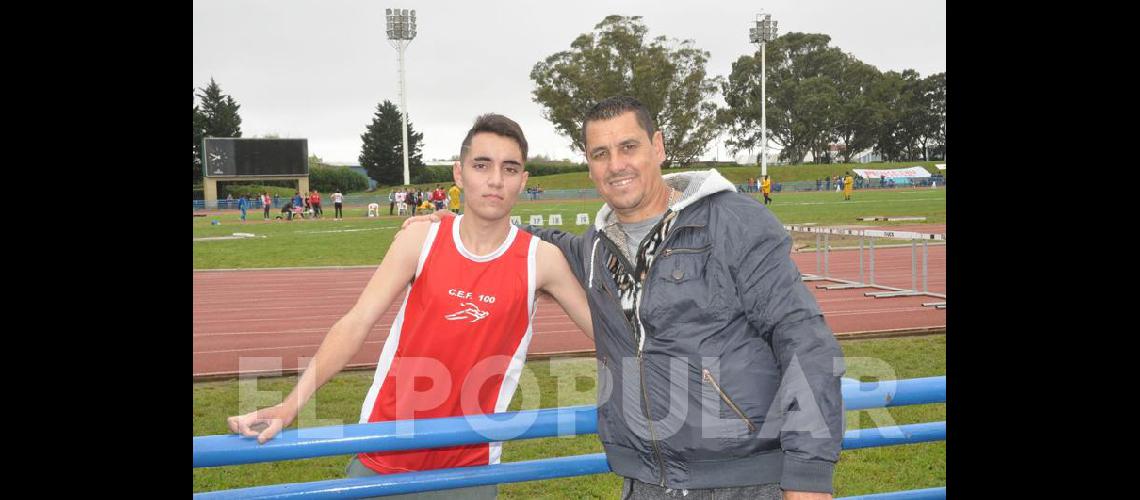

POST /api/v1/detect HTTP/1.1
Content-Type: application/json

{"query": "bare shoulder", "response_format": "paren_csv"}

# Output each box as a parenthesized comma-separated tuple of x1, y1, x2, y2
(535, 239, 573, 285)
(535, 239, 565, 263)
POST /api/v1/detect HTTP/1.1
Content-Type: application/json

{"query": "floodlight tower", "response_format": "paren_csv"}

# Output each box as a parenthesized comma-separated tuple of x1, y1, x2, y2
(749, 13, 777, 177)
(386, 8, 417, 185)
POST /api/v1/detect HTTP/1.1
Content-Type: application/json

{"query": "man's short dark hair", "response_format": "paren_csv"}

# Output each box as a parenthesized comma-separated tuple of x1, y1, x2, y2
(581, 96, 657, 146)
(460, 114, 528, 161)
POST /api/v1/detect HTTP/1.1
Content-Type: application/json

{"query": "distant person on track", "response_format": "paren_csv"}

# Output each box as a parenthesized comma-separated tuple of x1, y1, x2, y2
(432, 185, 446, 211)
(226, 114, 593, 496)
(448, 184, 462, 214)
(310, 190, 322, 219)
(761, 174, 772, 205)
(278, 200, 293, 220)
(332, 188, 344, 220)
(261, 192, 272, 221)
(843, 172, 854, 201)
(236, 194, 248, 223)
(394, 189, 406, 215)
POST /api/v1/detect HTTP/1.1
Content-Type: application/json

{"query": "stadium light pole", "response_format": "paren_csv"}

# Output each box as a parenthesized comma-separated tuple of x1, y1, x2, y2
(750, 13, 777, 177)
(386, 8, 417, 185)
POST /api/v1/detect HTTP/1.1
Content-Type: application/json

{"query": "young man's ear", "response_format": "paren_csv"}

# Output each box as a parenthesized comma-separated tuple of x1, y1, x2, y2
(452, 160, 463, 189)
(518, 171, 529, 195)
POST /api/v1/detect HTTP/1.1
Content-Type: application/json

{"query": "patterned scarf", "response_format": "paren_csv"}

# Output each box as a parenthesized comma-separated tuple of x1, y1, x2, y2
(601, 189, 681, 349)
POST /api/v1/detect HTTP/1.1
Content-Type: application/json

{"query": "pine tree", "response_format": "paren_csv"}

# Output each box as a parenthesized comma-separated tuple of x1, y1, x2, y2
(196, 78, 243, 139)
(194, 78, 243, 182)
(358, 100, 424, 186)
(193, 97, 208, 182)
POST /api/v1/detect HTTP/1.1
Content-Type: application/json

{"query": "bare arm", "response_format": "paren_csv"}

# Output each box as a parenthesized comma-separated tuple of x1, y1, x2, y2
(535, 240, 593, 340)
(227, 222, 431, 443)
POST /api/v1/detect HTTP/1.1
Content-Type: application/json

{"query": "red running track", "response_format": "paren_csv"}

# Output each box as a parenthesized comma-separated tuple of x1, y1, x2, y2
(194, 244, 945, 378)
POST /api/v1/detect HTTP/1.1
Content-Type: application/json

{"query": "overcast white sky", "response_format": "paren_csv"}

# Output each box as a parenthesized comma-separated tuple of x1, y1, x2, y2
(193, 0, 945, 165)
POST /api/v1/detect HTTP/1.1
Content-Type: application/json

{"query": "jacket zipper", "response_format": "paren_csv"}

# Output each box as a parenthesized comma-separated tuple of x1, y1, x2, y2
(702, 369, 757, 433)
(639, 350, 668, 486)
(659, 243, 712, 258)
(596, 231, 668, 486)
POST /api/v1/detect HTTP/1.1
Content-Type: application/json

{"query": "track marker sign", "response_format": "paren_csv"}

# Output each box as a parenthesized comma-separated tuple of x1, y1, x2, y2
(576, 213, 590, 225)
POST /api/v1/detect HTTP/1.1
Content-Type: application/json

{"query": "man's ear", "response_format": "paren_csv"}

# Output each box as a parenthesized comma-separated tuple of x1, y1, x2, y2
(519, 171, 530, 194)
(452, 161, 463, 189)
(653, 130, 666, 166)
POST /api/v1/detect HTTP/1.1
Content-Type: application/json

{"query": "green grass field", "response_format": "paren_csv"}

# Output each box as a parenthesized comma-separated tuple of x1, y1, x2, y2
(297, 161, 943, 195)
(193, 187, 945, 269)
(521, 162, 942, 191)
(193, 334, 945, 497)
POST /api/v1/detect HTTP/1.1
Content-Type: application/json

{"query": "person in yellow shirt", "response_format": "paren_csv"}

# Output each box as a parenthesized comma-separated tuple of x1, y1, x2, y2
(761, 175, 772, 205)
(447, 184, 462, 214)
(843, 172, 854, 201)
(417, 197, 434, 215)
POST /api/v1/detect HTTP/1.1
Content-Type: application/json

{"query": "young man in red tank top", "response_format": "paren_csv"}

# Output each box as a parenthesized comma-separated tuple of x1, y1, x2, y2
(226, 114, 593, 496)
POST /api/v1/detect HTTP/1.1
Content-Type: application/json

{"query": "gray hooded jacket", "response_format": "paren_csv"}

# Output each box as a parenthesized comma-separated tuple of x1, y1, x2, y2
(528, 169, 845, 493)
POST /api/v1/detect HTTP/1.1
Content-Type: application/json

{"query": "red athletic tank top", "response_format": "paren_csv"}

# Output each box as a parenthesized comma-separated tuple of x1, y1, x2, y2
(357, 215, 538, 473)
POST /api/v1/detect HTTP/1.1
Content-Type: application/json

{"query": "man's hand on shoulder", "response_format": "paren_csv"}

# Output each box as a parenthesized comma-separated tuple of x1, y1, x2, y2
(395, 209, 454, 240)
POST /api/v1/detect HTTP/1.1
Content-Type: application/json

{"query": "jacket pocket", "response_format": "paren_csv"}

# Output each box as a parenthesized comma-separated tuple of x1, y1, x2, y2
(643, 245, 725, 328)
(702, 369, 757, 434)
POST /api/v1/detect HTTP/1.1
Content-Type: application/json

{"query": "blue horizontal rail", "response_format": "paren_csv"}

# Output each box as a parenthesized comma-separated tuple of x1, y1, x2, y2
(195, 453, 612, 499)
(839, 487, 945, 499)
(195, 419, 946, 500)
(842, 376, 945, 411)
(194, 405, 596, 468)
(842, 421, 945, 450)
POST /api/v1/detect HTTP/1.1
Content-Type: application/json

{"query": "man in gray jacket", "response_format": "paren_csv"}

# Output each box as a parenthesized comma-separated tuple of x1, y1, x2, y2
(406, 96, 844, 499)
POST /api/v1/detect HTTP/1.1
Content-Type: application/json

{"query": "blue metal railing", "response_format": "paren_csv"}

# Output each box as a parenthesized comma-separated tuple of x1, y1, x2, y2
(194, 376, 945, 498)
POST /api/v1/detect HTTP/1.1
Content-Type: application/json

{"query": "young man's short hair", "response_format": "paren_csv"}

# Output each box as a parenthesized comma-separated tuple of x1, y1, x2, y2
(459, 114, 528, 161)
(581, 96, 657, 145)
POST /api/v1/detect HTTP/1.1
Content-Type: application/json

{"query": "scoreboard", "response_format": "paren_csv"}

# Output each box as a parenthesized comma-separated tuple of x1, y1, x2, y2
(202, 138, 308, 177)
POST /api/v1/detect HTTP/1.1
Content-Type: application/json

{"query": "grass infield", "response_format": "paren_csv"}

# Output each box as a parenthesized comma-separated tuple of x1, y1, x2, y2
(193, 187, 945, 269)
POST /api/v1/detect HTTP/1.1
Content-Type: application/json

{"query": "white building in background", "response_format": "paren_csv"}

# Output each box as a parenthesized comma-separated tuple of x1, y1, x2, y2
(728, 148, 781, 166)
(854, 148, 882, 163)
(801, 145, 882, 164)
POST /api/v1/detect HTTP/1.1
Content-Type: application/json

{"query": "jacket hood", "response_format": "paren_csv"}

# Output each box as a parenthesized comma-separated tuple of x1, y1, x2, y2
(593, 169, 737, 230)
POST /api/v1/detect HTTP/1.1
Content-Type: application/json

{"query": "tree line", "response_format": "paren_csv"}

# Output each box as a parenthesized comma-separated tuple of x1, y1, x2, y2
(531, 16, 945, 165)
(194, 15, 945, 186)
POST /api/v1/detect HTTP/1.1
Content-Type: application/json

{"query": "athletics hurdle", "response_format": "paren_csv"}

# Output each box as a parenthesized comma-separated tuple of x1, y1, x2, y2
(785, 225, 946, 306)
